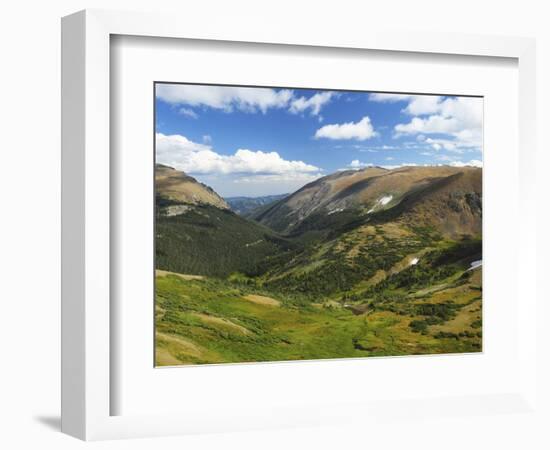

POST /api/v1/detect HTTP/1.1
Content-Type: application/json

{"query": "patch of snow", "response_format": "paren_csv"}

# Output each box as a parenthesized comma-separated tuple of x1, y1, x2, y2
(468, 260, 482, 271)
(328, 207, 344, 215)
(410, 257, 419, 266)
(367, 195, 393, 214)
(379, 195, 393, 206)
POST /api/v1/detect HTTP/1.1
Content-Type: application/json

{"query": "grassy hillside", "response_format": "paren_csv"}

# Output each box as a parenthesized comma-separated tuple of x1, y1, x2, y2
(155, 265, 482, 365)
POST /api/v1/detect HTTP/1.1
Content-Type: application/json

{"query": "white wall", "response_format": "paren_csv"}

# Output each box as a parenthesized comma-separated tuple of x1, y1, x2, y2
(0, 1, 548, 448)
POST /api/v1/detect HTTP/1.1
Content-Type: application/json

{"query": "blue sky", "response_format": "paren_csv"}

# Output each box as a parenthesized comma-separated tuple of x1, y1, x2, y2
(155, 84, 483, 197)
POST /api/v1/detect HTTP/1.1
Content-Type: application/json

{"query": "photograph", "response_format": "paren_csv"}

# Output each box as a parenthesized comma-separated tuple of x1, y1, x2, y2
(154, 83, 483, 366)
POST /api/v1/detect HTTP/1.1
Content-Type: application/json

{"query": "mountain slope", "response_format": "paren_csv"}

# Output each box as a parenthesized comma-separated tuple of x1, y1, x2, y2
(155, 165, 298, 277)
(254, 167, 388, 232)
(373, 168, 482, 238)
(156, 204, 297, 277)
(255, 165, 481, 239)
(156, 164, 229, 209)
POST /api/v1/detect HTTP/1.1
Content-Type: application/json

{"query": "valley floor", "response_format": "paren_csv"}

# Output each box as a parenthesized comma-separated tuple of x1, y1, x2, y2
(155, 266, 482, 366)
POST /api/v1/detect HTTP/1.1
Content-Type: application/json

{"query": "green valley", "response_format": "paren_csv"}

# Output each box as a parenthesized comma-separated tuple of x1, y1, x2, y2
(154, 164, 483, 366)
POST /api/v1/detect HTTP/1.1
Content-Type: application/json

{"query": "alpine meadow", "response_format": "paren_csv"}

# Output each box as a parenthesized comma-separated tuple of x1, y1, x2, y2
(154, 83, 483, 366)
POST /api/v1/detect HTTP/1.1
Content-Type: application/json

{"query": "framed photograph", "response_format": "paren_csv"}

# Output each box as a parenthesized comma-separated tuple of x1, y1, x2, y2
(153, 82, 484, 367)
(62, 9, 538, 441)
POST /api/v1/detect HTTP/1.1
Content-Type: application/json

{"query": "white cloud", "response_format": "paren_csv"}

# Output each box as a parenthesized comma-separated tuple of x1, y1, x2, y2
(382, 163, 419, 169)
(355, 145, 397, 152)
(403, 96, 442, 115)
(202, 135, 212, 143)
(382, 161, 482, 169)
(179, 107, 198, 119)
(289, 91, 334, 116)
(315, 116, 377, 141)
(233, 172, 322, 184)
(342, 160, 375, 171)
(394, 97, 483, 152)
(156, 84, 294, 113)
(395, 115, 462, 135)
(449, 159, 483, 168)
(369, 93, 446, 116)
(350, 159, 373, 168)
(156, 133, 321, 177)
(369, 94, 482, 153)
(369, 93, 413, 103)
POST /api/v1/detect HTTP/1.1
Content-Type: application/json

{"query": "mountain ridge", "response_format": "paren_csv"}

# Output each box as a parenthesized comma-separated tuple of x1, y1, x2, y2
(155, 163, 229, 210)
(254, 165, 481, 238)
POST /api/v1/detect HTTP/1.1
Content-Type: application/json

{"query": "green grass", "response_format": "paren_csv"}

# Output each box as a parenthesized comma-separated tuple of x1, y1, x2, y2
(155, 269, 482, 365)
(155, 202, 482, 366)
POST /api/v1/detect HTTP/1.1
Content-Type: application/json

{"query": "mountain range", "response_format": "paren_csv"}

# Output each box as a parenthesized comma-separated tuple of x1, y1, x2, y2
(224, 194, 288, 217)
(156, 164, 482, 275)
(155, 163, 482, 364)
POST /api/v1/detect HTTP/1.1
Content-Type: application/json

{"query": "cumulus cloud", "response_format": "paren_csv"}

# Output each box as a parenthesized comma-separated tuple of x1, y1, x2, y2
(369, 93, 482, 153)
(393, 97, 483, 152)
(369, 93, 414, 103)
(315, 116, 377, 141)
(350, 159, 373, 168)
(339, 160, 375, 171)
(382, 161, 482, 169)
(289, 91, 335, 116)
(369, 93, 444, 115)
(156, 84, 294, 113)
(449, 159, 483, 168)
(381, 163, 419, 169)
(156, 133, 321, 177)
(395, 116, 461, 135)
(179, 107, 198, 119)
(403, 96, 442, 115)
(157, 84, 336, 117)
(233, 172, 322, 184)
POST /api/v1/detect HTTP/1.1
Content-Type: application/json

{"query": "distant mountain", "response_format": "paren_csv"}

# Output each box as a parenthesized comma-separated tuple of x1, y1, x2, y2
(225, 194, 288, 217)
(254, 166, 481, 239)
(156, 164, 229, 210)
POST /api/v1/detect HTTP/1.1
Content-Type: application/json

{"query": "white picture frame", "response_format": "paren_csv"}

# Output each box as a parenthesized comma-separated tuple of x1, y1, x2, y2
(61, 9, 538, 441)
